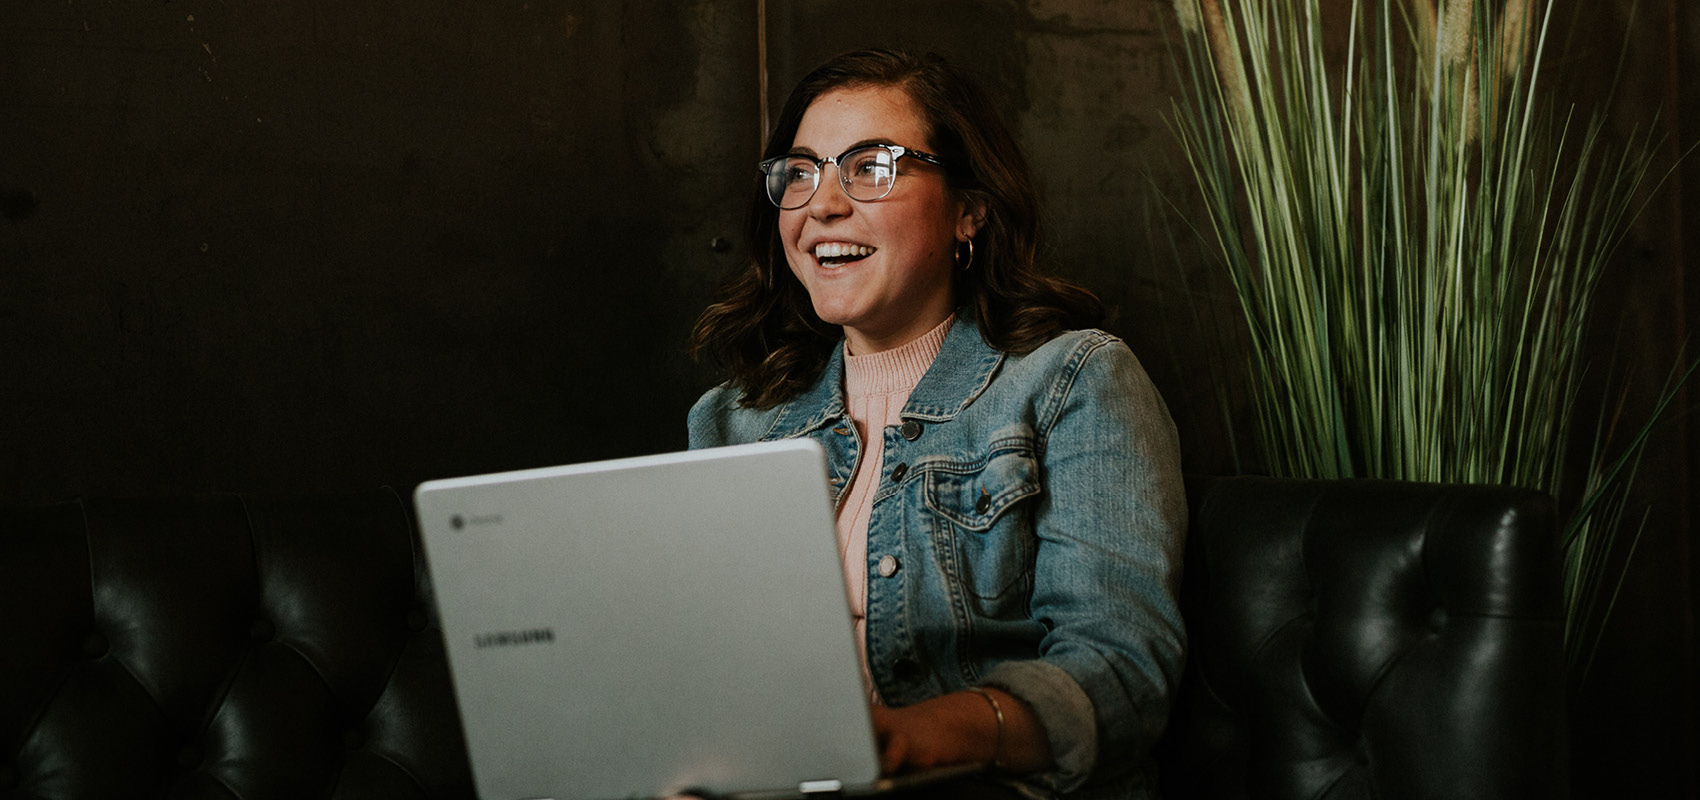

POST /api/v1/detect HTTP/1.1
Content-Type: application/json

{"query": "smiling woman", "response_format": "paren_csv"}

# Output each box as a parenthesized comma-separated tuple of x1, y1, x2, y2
(691, 48, 1107, 408)
(687, 49, 1189, 799)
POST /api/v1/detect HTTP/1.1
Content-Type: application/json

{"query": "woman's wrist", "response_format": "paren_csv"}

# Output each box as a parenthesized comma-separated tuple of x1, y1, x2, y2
(963, 687, 1007, 769)
(870, 687, 1053, 776)
(964, 687, 1051, 774)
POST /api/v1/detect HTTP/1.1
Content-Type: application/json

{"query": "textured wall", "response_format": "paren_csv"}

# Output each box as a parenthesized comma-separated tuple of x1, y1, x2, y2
(1, 1, 755, 497)
(0, 0, 1230, 499)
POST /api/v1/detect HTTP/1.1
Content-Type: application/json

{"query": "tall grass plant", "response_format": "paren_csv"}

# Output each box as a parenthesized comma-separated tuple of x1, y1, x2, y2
(1164, 0, 1684, 680)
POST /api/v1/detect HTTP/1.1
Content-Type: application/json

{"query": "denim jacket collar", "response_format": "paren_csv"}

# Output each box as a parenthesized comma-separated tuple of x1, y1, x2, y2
(764, 312, 1005, 439)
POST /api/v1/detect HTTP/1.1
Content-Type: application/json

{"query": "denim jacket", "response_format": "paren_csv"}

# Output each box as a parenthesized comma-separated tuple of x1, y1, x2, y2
(687, 315, 1186, 798)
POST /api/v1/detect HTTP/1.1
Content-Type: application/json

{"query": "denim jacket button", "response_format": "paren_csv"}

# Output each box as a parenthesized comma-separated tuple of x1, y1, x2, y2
(877, 554, 900, 578)
(900, 420, 923, 441)
(975, 490, 992, 515)
(890, 463, 908, 483)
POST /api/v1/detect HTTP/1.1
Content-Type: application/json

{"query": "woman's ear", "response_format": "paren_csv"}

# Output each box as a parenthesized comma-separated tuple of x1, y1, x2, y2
(956, 195, 988, 241)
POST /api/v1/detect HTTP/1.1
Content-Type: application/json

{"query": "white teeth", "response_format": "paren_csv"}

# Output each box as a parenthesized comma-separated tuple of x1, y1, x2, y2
(814, 243, 873, 259)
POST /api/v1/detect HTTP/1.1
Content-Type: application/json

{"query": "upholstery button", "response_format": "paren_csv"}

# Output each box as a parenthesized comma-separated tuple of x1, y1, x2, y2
(975, 490, 992, 515)
(249, 619, 276, 643)
(877, 555, 900, 578)
(900, 420, 922, 441)
(1427, 606, 1448, 633)
(80, 632, 109, 659)
(890, 463, 908, 483)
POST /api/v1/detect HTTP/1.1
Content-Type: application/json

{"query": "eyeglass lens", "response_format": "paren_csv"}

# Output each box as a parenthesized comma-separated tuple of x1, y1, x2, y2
(765, 146, 900, 209)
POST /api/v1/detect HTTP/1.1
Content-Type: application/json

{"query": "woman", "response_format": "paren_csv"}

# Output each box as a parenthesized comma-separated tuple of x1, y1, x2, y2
(688, 49, 1185, 799)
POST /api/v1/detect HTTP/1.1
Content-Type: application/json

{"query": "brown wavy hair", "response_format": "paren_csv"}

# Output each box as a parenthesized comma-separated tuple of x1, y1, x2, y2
(690, 49, 1104, 408)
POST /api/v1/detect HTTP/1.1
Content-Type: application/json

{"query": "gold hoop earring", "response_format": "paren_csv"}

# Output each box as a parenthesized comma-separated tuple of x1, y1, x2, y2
(955, 239, 975, 271)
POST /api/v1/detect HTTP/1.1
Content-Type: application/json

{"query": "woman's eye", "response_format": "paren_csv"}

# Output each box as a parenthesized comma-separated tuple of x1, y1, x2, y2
(850, 157, 892, 180)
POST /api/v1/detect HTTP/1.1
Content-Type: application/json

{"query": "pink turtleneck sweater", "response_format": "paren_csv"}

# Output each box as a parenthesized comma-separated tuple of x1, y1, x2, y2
(837, 314, 953, 704)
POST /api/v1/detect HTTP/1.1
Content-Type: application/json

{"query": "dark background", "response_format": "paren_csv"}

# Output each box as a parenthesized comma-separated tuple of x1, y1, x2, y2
(2, 0, 1693, 794)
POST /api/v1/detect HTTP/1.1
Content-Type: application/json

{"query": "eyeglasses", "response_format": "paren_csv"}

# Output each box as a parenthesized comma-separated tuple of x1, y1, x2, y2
(758, 143, 946, 210)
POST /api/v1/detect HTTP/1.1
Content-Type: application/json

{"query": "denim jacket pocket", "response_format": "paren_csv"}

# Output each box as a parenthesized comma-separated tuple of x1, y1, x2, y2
(921, 442, 1042, 604)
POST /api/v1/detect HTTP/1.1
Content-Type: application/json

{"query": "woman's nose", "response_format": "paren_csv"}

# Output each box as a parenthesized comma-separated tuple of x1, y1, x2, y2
(805, 163, 853, 219)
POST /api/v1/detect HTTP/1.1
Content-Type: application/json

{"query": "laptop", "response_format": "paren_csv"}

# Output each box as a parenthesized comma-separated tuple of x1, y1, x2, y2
(414, 439, 979, 800)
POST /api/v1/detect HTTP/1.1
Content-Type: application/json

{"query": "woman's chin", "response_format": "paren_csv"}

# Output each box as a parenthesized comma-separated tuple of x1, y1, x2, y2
(805, 296, 867, 328)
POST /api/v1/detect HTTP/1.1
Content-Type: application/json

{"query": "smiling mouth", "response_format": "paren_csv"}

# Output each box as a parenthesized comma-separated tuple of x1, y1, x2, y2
(814, 242, 875, 267)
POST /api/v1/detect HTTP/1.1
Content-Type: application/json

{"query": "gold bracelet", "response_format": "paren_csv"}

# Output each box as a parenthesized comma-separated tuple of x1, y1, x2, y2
(964, 686, 1006, 769)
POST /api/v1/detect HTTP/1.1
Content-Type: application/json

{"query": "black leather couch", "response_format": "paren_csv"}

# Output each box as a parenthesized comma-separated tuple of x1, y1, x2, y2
(1, 492, 473, 800)
(1, 477, 1567, 799)
(1158, 477, 1569, 799)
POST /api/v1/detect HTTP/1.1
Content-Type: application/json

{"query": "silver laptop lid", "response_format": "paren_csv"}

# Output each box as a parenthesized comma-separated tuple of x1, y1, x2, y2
(415, 439, 881, 800)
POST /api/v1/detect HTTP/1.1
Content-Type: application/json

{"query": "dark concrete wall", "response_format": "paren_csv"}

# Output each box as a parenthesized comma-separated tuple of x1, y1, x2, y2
(1, 1, 755, 496)
(1, 0, 1693, 793)
(1, 0, 1232, 500)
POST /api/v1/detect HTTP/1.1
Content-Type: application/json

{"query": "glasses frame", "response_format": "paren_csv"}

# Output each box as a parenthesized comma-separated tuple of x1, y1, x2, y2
(758, 143, 947, 210)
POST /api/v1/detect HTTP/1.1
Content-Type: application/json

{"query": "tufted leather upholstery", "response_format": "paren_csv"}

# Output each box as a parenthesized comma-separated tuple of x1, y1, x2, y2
(0, 491, 474, 800)
(1158, 476, 1569, 799)
(2, 478, 1567, 799)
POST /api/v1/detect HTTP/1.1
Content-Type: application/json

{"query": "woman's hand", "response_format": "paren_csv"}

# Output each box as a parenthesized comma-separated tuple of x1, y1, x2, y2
(870, 688, 1053, 776)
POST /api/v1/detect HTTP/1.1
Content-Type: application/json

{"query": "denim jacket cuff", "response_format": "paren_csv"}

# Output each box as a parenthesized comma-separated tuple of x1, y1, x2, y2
(982, 659, 1097, 793)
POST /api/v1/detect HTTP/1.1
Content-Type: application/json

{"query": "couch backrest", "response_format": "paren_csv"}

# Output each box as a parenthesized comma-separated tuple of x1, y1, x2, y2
(1159, 476, 1569, 800)
(4, 479, 1571, 799)
(0, 491, 474, 800)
